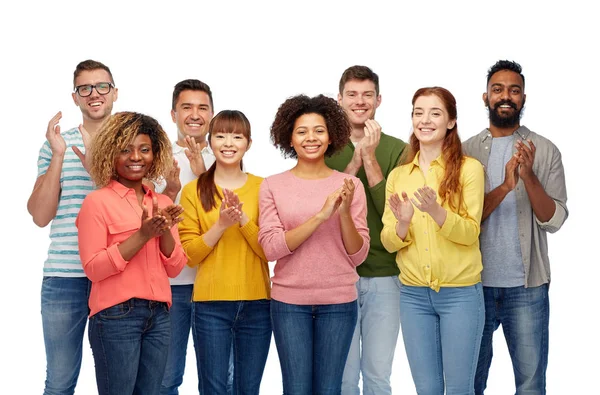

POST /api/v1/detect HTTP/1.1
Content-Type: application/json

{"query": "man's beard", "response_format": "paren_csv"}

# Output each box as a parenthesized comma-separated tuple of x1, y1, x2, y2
(487, 99, 523, 128)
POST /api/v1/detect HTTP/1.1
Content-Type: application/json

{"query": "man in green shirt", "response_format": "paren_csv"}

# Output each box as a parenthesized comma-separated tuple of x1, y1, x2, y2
(325, 65, 406, 395)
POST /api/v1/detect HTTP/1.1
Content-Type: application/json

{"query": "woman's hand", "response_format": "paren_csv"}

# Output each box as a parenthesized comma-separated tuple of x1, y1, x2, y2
(389, 191, 414, 224)
(338, 178, 356, 217)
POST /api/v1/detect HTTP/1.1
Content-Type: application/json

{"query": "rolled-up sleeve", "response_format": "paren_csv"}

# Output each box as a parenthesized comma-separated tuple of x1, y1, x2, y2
(536, 145, 568, 233)
(258, 178, 292, 262)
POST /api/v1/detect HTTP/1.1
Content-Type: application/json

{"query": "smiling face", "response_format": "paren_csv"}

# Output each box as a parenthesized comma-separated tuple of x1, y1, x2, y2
(484, 69, 526, 129)
(291, 113, 330, 162)
(72, 69, 118, 122)
(338, 79, 381, 130)
(171, 89, 214, 144)
(412, 94, 455, 149)
(210, 131, 250, 168)
(114, 133, 154, 188)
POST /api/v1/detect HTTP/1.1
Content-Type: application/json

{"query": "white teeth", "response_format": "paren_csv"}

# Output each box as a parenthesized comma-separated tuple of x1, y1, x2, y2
(90, 102, 102, 107)
(353, 110, 366, 113)
(188, 123, 201, 127)
(128, 165, 143, 169)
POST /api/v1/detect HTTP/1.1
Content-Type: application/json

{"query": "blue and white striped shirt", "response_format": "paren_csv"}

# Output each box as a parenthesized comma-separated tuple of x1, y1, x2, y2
(37, 127, 94, 277)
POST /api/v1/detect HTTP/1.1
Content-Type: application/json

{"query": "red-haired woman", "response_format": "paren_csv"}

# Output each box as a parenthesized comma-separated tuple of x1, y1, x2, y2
(381, 87, 485, 394)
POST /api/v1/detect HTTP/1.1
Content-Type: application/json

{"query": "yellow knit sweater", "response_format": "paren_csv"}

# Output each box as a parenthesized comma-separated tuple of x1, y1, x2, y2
(178, 174, 270, 301)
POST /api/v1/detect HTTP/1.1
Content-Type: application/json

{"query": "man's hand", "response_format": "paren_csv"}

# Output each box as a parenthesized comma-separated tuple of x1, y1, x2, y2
(72, 124, 92, 172)
(515, 139, 536, 182)
(360, 119, 382, 159)
(184, 136, 207, 176)
(164, 159, 182, 199)
(46, 112, 67, 156)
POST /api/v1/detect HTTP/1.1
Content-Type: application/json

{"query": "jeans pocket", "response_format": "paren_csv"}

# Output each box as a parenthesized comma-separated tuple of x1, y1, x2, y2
(98, 300, 133, 319)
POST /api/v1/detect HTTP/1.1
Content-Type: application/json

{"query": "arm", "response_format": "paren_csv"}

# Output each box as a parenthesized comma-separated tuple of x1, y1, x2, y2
(178, 183, 221, 267)
(517, 139, 567, 231)
(28, 155, 63, 227)
(341, 179, 370, 265)
(363, 131, 406, 217)
(239, 219, 269, 262)
(338, 178, 366, 256)
(28, 113, 67, 227)
(436, 160, 485, 245)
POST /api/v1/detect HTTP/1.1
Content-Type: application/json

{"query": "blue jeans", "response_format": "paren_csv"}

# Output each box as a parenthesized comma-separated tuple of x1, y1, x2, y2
(271, 299, 358, 395)
(192, 300, 272, 395)
(88, 298, 171, 395)
(400, 284, 484, 395)
(161, 285, 234, 395)
(342, 276, 401, 395)
(41, 276, 91, 395)
(475, 284, 549, 395)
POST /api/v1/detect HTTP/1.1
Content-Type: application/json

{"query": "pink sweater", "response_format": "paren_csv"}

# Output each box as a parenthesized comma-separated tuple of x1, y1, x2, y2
(258, 170, 370, 305)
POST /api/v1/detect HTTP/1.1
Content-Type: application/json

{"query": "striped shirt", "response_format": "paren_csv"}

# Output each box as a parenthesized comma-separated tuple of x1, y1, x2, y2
(37, 127, 93, 277)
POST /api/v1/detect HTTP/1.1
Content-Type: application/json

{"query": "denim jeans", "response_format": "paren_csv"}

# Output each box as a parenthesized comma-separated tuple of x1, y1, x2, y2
(342, 276, 401, 395)
(271, 299, 358, 395)
(400, 283, 484, 395)
(88, 298, 171, 395)
(192, 300, 271, 395)
(475, 284, 549, 395)
(41, 276, 91, 395)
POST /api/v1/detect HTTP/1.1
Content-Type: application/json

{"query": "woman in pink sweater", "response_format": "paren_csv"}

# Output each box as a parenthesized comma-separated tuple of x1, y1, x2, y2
(258, 94, 370, 394)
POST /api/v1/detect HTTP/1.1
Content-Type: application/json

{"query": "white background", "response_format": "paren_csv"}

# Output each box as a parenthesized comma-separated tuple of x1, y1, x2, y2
(1, 1, 597, 393)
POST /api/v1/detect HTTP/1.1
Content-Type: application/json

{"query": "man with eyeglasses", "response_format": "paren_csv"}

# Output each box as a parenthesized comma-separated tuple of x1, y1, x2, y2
(27, 59, 118, 395)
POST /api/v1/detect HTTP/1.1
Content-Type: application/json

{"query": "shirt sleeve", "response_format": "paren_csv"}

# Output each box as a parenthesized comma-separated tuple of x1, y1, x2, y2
(178, 183, 215, 267)
(37, 140, 52, 178)
(437, 159, 484, 246)
(535, 144, 568, 233)
(347, 179, 370, 266)
(76, 194, 130, 282)
(258, 178, 293, 262)
(381, 168, 413, 252)
(239, 220, 268, 262)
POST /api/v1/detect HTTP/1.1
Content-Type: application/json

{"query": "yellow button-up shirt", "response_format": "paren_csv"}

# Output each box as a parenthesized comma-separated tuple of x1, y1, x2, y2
(381, 153, 484, 291)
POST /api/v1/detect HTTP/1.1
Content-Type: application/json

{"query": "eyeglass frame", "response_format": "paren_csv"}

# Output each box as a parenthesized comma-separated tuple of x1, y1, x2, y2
(73, 82, 115, 97)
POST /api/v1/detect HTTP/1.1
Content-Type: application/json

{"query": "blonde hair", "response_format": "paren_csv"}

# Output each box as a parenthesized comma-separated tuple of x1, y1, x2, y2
(88, 112, 173, 187)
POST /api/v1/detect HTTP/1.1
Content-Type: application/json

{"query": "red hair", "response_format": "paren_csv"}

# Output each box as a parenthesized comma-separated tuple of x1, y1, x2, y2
(404, 87, 464, 211)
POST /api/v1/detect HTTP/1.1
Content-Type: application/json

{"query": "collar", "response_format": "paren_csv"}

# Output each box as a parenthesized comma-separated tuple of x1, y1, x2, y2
(108, 179, 153, 199)
(407, 151, 446, 174)
(479, 125, 532, 142)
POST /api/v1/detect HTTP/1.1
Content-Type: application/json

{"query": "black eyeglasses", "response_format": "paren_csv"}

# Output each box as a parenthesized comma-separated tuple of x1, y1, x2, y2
(74, 82, 115, 97)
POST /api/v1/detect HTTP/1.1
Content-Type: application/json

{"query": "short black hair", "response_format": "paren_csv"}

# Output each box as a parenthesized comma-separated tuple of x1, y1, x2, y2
(172, 79, 213, 111)
(487, 60, 525, 88)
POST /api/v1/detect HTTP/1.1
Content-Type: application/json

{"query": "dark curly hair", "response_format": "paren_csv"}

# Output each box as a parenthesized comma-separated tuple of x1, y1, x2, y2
(487, 60, 525, 88)
(270, 94, 351, 159)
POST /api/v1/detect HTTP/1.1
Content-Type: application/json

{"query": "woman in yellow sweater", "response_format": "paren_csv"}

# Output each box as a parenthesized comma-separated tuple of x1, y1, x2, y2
(381, 87, 485, 395)
(178, 110, 270, 395)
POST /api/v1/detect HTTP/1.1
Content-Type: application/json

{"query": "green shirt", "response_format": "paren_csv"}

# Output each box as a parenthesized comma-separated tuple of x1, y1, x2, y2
(325, 132, 406, 277)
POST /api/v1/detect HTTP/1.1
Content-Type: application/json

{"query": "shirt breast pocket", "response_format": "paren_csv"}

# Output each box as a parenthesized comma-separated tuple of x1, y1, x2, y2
(107, 221, 140, 244)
